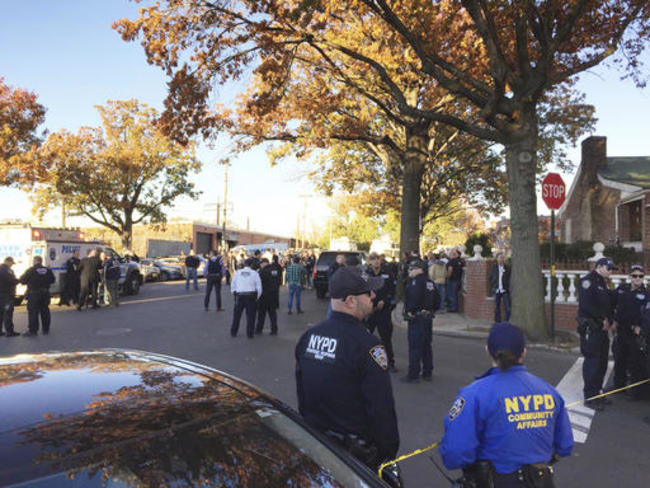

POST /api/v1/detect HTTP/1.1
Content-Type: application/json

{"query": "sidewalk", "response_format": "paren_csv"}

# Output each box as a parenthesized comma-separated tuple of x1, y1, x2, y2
(391, 304, 580, 354)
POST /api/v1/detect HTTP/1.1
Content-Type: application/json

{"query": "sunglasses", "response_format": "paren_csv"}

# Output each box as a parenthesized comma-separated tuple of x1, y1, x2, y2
(344, 291, 372, 300)
(631, 274, 644, 278)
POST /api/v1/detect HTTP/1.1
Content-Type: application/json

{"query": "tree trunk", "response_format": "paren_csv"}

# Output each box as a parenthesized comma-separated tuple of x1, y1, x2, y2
(120, 218, 133, 252)
(504, 112, 547, 340)
(399, 130, 427, 256)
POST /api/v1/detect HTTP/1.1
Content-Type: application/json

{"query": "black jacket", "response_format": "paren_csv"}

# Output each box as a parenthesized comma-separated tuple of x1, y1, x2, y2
(0, 264, 18, 298)
(489, 263, 511, 293)
(20, 264, 55, 292)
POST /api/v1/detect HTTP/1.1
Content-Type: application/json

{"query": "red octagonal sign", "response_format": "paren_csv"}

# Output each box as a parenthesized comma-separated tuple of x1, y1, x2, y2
(541, 173, 566, 210)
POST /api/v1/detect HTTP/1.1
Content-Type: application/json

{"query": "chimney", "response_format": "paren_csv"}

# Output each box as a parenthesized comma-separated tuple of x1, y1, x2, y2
(581, 136, 607, 184)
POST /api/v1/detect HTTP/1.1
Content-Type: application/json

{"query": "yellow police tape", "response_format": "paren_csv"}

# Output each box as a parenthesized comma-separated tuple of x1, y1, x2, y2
(377, 378, 650, 477)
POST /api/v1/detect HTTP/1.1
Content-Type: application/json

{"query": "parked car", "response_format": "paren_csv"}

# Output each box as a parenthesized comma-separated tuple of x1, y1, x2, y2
(0, 350, 402, 487)
(153, 259, 184, 281)
(313, 251, 366, 299)
(138, 259, 161, 282)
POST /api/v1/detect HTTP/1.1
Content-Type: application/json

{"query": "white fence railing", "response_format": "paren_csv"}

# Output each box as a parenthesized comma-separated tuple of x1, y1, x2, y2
(541, 271, 644, 303)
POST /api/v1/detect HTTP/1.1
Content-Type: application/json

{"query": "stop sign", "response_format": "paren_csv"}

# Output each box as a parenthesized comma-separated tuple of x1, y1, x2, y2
(541, 173, 566, 210)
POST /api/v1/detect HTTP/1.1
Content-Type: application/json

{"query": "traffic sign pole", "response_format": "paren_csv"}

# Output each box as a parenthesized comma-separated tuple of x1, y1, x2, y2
(550, 209, 555, 341)
(541, 172, 565, 341)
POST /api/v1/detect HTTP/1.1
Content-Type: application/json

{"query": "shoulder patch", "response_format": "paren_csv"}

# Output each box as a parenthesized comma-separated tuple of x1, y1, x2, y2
(369, 345, 388, 370)
(636, 293, 646, 300)
(426, 281, 434, 291)
(582, 280, 591, 289)
(448, 397, 466, 420)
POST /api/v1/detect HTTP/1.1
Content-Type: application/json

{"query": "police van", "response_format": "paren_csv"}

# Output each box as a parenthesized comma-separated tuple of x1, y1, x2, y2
(0, 223, 143, 303)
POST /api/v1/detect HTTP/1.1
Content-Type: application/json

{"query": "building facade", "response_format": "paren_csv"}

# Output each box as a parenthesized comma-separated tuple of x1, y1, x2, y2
(558, 136, 650, 263)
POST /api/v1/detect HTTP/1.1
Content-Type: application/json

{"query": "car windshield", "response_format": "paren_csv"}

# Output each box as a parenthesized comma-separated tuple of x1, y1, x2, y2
(0, 355, 375, 488)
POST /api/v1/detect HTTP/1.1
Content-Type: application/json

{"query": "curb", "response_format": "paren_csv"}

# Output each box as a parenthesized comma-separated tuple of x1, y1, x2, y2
(391, 307, 579, 355)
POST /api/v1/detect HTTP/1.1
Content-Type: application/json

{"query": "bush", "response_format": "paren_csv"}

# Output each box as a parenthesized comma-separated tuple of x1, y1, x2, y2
(465, 232, 493, 258)
(539, 239, 641, 264)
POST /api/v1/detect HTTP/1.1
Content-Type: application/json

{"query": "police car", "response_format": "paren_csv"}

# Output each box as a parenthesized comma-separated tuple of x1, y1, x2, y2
(0, 350, 401, 487)
(0, 223, 143, 303)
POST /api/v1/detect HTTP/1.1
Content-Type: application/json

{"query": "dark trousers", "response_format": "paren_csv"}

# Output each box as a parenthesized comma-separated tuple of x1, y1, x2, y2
(204, 274, 222, 309)
(0, 296, 16, 334)
(446, 279, 460, 312)
(367, 307, 395, 366)
(494, 291, 511, 323)
(613, 331, 647, 392)
(256, 300, 278, 334)
(78, 279, 98, 308)
(27, 290, 51, 334)
(61, 273, 80, 305)
(580, 327, 610, 399)
(231, 294, 257, 337)
(407, 315, 433, 379)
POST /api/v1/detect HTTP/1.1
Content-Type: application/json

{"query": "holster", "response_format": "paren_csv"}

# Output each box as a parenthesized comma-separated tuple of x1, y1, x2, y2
(576, 316, 597, 336)
(522, 464, 555, 488)
(635, 333, 648, 354)
(462, 461, 495, 488)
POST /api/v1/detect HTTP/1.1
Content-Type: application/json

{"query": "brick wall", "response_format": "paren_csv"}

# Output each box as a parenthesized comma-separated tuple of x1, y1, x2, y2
(464, 259, 577, 330)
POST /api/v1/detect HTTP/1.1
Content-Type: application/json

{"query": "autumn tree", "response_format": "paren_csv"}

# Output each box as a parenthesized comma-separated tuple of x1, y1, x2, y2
(113, 0, 645, 338)
(0, 77, 47, 186)
(36, 100, 200, 250)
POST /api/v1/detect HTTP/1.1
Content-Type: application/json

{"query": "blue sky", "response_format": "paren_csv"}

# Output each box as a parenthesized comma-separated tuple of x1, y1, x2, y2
(2, 0, 650, 237)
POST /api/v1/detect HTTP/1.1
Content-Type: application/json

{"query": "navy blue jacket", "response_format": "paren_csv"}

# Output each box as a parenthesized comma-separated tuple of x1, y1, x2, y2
(613, 283, 648, 329)
(578, 270, 613, 322)
(439, 365, 573, 474)
(20, 264, 55, 292)
(295, 311, 399, 460)
(366, 264, 396, 307)
(404, 272, 439, 314)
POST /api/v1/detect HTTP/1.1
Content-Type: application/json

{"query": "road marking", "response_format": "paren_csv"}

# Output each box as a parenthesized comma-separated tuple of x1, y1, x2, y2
(555, 357, 614, 443)
(121, 294, 199, 306)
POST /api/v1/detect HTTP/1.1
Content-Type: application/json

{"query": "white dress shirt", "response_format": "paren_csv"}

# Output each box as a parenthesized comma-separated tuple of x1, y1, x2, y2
(231, 266, 262, 298)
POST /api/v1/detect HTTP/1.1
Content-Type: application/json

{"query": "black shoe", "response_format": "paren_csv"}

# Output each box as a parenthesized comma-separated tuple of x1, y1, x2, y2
(421, 375, 433, 382)
(270, 330, 278, 336)
(297, 309, 304, 314)
(600, 396, 613, 405)
(5, 332, 19, 337)
(247, 334, 254, 339)
(255, 329, 262, 335)
(205, 307, 209, 311)
(288, 310, 293, 315)
(0, 332, 4, 336)
(92, 305, 100, 310)
(76, 306, 82, 311)
(586, 399, 605, 411)
(22, 331, 37, 337)
(42, 330, 49, 335)
(217, 307, 224, 312)
(230, 332, 237, 337)
(400, 376, 420, 384)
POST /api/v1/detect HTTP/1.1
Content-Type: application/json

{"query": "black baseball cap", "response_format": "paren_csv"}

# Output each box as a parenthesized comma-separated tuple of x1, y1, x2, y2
(487, 322, 526, 358)
(408, 258, 426, 270)
(329, 267, 384, 299)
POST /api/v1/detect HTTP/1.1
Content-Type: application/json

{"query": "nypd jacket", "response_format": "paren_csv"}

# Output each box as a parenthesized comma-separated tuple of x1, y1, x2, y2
(366, 265, 396, 307)
(613, 283, 648, 328)
(295, 311, 399, 461)
(578, 270, 613, 322)
(404, 272, 439, 315)
(19, 265, 55, 292)
(439, 365, 573, 474)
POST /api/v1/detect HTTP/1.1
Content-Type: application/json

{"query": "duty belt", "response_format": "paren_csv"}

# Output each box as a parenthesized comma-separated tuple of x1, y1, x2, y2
(236, 291, 257, 296)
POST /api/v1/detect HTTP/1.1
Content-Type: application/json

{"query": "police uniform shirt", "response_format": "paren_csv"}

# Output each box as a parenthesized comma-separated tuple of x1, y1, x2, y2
(404, 273, 438, 314)
(578, 270, 613, 321)
(20, 265, 55, 291)
(260, 264, 282, 294)
(0, 264, 18, 298)
(295, 311, 399, 460)
(230, 266, 262, 298)
(439, 365, 573, 474)
(366, 265, 395, 306)
(613, 283, 648, 329)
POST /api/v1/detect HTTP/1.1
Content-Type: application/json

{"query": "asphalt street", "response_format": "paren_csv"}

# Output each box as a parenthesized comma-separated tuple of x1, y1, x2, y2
(1, 280, 649, 487)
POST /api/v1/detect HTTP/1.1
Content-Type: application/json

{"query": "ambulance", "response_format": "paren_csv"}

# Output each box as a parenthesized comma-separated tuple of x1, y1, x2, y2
(0, 222, 143, 303)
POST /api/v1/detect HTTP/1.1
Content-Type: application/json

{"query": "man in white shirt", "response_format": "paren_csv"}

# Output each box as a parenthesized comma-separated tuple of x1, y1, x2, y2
(230, 258, 262, 338)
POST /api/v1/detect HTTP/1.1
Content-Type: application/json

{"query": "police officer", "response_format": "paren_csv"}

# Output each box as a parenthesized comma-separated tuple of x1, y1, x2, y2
(295, 266, 399, 471)
(256, 256, 282, 335)
(204, 250, 226, 311)
(403, 258, 439, 383)
(439, 322, 574, 488)
(230, 258, 262, 338)
(102, 250, 121, 307)
(0, 257, 20, 337)
(60, 249, 80, 306)
(20, 255, 55, 336)
(366, 252, 398, 372)
(611, 265, 649, 398)
(577, 257, 615, 410)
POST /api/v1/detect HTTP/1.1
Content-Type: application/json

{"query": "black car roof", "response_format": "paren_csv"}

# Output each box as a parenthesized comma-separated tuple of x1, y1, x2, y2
(0, 350, 384, 487)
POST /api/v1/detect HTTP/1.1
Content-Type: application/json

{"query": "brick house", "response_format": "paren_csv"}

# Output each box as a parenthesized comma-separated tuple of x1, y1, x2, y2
(558, 136, 650, 263)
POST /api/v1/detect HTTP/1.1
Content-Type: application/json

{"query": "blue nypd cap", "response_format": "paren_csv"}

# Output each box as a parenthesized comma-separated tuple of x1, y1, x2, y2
(487, 322, 525, 358)
(595, 257, 614, 270)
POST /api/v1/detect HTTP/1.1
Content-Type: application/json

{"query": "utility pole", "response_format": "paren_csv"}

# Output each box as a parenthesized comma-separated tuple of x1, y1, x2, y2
(222, 163, 229, 252)
(61, 200, 66, 228)
(298, 194, 313, 249)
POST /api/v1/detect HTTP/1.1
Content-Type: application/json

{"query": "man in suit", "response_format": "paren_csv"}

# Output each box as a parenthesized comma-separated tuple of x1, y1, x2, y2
(489, 252, 511, 323)
(78, 249, 102, 310)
